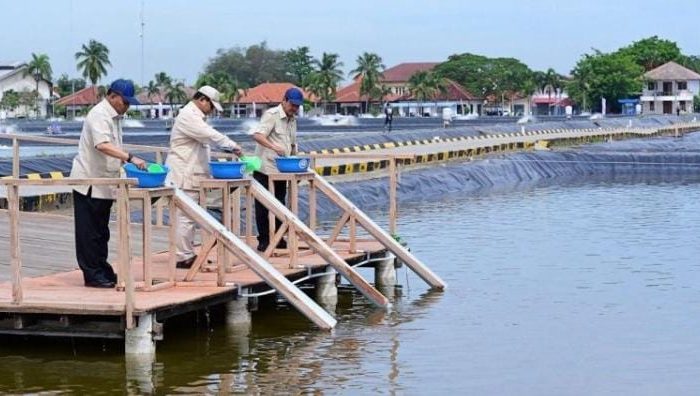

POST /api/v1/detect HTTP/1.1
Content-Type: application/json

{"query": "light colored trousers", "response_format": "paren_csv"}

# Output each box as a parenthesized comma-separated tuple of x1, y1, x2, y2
(175, 190, 199, 261)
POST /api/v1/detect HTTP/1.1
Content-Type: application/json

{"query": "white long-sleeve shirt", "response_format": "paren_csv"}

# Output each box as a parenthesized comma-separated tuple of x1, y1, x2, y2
(165, 102, 239, 189)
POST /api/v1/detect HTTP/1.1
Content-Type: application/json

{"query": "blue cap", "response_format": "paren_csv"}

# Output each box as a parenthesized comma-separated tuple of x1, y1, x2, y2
(109, 79, 140, 105)
(284, 87, 304, 106)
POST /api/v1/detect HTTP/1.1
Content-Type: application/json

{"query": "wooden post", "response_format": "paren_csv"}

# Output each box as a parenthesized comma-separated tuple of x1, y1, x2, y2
(118, 183, 135, 329)
(12, 138, 19, 178)
(155, 153, 165, 226)
(141, 194, 153, 289)
(389, 157, 397, 235)
(309, 179, 317, 232)
(220, 185, 231, 282)
(349, 215, 357, 253)
(8, 183, 22, 304)
(168, 196, 178, 283)
(245, 185, 253, 245)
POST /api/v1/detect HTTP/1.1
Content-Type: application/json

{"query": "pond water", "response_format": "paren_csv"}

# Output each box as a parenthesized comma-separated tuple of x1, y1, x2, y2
(1, 174, 699, 394)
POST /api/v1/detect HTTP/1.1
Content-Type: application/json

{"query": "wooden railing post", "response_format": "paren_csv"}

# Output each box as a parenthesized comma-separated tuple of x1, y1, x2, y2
(8, 182, 22, 304)
(117, 182, 134, 329)
(12, 138, 19, 178)
(389, 157, 397, 235)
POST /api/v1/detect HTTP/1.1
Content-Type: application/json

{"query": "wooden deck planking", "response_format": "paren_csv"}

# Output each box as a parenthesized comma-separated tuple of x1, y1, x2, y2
(0, 210, 385, 316)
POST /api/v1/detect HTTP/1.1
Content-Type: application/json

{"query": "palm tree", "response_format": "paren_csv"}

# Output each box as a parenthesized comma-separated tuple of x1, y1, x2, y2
(544, 68, 562, 115)
(24, 53, 52, 116)
(310, 53, 343, 114)
(145, 80, 160, 115)
(350, 52, 385, 113)
(408, 71, 447, 117)
(166, 81, 187, 114)
(154, 72, 172, 87)
(75, 39, 111, 86)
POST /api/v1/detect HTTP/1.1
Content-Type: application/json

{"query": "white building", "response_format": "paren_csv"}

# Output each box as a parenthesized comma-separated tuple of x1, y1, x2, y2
(640, 61, 700, 115)
(0, 61, 52, 118)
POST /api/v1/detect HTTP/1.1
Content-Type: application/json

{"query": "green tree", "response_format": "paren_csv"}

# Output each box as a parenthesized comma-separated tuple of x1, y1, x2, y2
(285, 46, 314, 86)
(24, 53, 52, 116)
(165, 81, 187, 114)
(350, 52, 385, 113)
(308, 52, 343, 113)
(694, 95, 700, 113)
(75, 39, 111, 85)
(154, 71, 172, 87)
(434, 53, 533, 104)
(679, 55, 700, 74)
(616, 36, 682, 71)
(0, 89, 20, 111)
(203, 41, 287, 87)
(55, 74, 86, 97)
(567, 50, 644, 113)
(408, 70, 447, 116)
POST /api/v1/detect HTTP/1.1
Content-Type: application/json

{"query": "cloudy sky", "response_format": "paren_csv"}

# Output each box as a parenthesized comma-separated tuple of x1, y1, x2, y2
(3, 0, 699, 85)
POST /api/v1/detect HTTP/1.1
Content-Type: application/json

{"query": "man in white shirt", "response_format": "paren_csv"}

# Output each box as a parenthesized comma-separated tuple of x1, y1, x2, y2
(70, 79, 147, 288)
(251, 87, 302, 252)
(165, 85, 242, 268)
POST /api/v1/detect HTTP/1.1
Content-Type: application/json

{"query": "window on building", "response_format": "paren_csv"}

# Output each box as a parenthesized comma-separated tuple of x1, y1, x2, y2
(647, 82, 655, 91)
(680, 101, 686, 111)
(677, 81, 687, 90)
(649, 102, 655, 111)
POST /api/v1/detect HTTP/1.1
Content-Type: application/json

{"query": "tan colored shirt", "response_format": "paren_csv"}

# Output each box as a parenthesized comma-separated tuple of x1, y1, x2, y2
(69, 99, 123, 199)
(165, 101, 239, 190)
(253, 104, 297, 174)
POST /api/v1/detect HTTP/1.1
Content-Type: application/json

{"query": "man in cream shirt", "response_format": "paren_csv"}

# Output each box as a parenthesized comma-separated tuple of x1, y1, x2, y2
(70, 79, 146, 288)
(165, 85, 241, 268)
(251, 87, 302, 252)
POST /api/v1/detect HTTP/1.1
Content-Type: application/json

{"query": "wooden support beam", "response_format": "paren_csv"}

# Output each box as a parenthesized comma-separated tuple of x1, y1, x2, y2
(264, 222, 289, 258)
(312, 173, 446, 290)
(173, 189, 336, 330)
(389, 157, 397, 235)
(326, 212, 350, 246)
(183, 235, 217, 282)
(245, 186, 254, 245)
(309, 179, 317, 231)
(168, 197, 178, 283)
(250, 181, 390, 308)
(8, 183, 22, 304)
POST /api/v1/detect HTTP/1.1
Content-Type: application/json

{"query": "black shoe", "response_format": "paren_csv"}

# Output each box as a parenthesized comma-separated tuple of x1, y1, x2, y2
(277, 240, 287, 249)
(256, 244, 268, 253)
(176, 255, 197, 269)
(85, 279, 116, 288)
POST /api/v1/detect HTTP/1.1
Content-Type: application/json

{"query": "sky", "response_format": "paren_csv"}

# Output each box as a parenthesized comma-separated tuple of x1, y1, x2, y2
(3, 0, 699, 87)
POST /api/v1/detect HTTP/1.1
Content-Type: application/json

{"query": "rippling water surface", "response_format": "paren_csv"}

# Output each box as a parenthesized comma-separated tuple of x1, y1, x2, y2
(1, 178, 700, 394)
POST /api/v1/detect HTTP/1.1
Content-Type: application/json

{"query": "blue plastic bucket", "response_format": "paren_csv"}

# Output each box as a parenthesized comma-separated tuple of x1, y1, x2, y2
(123, 163, 169, 188)
(209, 161, 246, 179)
(275, 156, 310, 173)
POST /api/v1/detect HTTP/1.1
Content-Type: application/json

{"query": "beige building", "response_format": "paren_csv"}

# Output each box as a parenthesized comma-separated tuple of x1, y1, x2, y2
(0, 61, 53, 118)
(640, 61, 700, 114)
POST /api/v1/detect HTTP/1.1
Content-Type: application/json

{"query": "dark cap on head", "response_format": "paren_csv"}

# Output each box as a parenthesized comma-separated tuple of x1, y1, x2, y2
(109, 79, 140, 105)
(284, 87, 304, 105)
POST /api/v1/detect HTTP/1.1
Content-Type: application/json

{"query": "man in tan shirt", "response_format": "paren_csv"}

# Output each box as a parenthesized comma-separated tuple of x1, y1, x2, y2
(252, 87, 302, 252)
(165, 85, 241, 268)
(70, 79, 146, 288)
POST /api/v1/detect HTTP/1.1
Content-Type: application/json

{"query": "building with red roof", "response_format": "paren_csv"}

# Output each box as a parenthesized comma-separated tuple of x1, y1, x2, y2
(54, 86, 101, 112)
(236, 82, 313, 117)
(334, 62, 483, 117)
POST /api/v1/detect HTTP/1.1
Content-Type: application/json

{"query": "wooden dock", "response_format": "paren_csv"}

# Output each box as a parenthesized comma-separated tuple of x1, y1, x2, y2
(0, 174, 445, 352)
(0, 209, 386, 338)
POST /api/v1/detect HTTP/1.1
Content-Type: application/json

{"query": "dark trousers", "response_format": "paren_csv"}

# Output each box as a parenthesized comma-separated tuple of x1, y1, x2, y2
(73, 189, 117, 283)
(253, 171, 287, 249)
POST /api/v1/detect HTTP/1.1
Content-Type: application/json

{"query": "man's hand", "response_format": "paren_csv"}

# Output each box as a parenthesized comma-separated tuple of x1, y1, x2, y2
(271, 143, 286, 156)
(130, 156, 147, 170)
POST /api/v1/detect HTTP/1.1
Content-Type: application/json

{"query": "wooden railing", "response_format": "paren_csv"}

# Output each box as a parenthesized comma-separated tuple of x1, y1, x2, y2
(0, 177, 138, 328)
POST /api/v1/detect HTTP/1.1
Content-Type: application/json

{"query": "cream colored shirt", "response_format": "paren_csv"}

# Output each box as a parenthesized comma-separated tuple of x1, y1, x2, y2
(253, 104, 297, 174)
(165, 102, 239, 190)
(69, 99, 123, 199)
